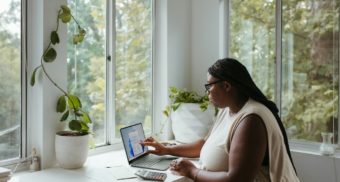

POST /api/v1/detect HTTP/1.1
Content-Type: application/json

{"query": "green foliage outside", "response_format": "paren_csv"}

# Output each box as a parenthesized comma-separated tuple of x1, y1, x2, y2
(67, 0, 106, 142)
(67, 0, 153, 142)
(230, 0, 339, 142)
(115, 0, 153, 134)
(0, 0, 21, 160)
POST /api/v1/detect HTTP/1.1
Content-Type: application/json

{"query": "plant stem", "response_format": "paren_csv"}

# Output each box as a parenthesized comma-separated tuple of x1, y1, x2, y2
(39, 9, 78, 121)
(70, 14, 80, 27)
(40, 10, 67, 96)
(40, 52, 67, 95)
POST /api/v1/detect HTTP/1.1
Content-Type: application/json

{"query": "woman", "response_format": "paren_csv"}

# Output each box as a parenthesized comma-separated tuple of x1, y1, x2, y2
(142, 58, 299, 181)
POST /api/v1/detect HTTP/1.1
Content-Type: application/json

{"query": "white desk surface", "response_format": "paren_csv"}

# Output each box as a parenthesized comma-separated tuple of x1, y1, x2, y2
(9, 150, 193, 182)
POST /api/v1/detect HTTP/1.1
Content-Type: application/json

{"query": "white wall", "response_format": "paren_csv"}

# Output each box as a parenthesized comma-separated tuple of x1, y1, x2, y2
(154, 0, 220, 95)
(167, 0, 192, 89)
(153, 0, 192, 139)
(27, 0, 67, 169)
(191, 0, 220, 95)
(292, 151, 338, 182)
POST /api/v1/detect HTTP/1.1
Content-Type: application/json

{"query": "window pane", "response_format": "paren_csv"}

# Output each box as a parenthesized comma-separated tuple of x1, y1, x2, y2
(115, 0, 153, 135)
(229, 0, 276, 100)
(282, 0, 339, 142)
(0, 0, 22, 161)
(67, 0, 106, 145)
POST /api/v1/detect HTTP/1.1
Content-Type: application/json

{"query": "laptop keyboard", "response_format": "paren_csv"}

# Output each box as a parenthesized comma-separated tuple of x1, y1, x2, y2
(133, 155, 161, 167)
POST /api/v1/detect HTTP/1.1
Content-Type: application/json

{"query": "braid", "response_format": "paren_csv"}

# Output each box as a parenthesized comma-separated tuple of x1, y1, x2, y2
(208, 58, 297, 173)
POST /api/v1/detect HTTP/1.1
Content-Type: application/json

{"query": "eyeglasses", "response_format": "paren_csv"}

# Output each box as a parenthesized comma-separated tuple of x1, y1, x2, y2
(204, 80, 223, 92)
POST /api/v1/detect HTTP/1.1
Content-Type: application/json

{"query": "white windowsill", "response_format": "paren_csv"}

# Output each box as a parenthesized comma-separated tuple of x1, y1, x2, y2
(290, 140, 340, 158)
(9, 149, 191, 182)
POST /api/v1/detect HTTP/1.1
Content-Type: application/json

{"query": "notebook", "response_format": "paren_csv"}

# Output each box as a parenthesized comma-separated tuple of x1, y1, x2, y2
(120, 123, 177, 171)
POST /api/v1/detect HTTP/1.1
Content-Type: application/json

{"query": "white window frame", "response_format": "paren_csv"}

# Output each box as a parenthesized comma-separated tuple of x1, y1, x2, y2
(0, 0, 28, 167)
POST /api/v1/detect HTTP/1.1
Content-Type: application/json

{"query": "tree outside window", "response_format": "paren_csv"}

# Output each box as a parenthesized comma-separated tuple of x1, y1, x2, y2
(229, 0, 339, 143)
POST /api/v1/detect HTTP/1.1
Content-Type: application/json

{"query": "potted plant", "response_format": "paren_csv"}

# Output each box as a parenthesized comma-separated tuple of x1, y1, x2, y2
(30, 5, 91, 169)
(163, 87, 216, 143)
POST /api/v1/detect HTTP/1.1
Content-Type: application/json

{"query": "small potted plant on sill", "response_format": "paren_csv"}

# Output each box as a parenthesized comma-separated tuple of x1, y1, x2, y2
(30, 5, 90, 169)
(163, 86, 216, 143)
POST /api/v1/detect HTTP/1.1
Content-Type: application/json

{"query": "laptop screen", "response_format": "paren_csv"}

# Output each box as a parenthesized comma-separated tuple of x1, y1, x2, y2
(120, 123, 148, 161)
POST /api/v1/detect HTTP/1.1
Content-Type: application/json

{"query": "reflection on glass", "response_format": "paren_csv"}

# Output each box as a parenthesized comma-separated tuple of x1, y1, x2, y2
(115, 0, 153, 136)
(0, 0, 21, 161)
(67, 0, 106, 145)
(282, 0, 339, 142)
(229, 0, 276, 100)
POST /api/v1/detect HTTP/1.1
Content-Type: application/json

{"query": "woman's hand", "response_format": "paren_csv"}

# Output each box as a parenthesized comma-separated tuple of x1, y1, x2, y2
(140, 137, 170, 155)
(170, 158, 199, 179)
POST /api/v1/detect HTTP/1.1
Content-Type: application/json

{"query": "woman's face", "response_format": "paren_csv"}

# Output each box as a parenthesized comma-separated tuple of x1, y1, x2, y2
(206, 74, 228, 108)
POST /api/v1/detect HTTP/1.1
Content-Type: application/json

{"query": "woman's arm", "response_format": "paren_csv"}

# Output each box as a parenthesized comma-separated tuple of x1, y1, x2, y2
(167, 139, 205, 158)
(142, 137, 205, 158)
(173, 114, 268, 181)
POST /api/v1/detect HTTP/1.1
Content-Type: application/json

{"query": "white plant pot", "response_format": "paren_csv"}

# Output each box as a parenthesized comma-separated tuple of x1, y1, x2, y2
(55, 132, 89, 169)
(171, 103, 214, 143)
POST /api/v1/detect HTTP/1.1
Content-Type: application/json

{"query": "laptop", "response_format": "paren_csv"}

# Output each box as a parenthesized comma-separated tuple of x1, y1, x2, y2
(120, 123, 177, 171)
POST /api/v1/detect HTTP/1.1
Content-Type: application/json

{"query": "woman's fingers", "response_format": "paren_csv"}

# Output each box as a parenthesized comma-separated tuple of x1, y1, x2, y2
(144, 136, 155, 142)
(141, 141, 160, 148)
(170, 158, 183, 170)
(170, 159, 178, 170)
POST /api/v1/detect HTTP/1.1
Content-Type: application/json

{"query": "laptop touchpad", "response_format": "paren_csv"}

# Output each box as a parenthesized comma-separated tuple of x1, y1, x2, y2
(152, 160, 172, 171)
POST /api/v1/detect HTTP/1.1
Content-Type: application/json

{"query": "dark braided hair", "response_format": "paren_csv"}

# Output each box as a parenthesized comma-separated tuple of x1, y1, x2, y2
(208, 58, 296, 173)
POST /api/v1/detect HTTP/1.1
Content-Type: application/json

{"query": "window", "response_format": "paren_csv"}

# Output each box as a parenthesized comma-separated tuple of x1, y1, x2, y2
(0, 0, 24, 162)
(227, 0, 339, 143)
(229, 0, 275, 100)
(115, 0, 153, 135)
(281, 1, 339, 142)
(67, 0, 107, 146)
(67, 0, 153, 146)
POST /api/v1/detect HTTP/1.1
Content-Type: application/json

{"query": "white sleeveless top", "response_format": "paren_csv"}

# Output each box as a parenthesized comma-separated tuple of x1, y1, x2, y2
(199, 99, 300, 182)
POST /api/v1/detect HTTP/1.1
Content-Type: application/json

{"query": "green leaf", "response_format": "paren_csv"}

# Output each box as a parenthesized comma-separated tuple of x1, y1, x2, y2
(172, 103, 181, 111)
(57, 95, 67, 112)
(82, 112, 92, 124)
(51, 31, 60, 45)
(163, 110, 169, 117)
(67, 95, 82, 109)
(199, 102, 208, 111)
(162, 106, 170, 117)
(80, 121, 89, 131)
(59, 5, 71, 23)
(71, 27, 86, 45)
(60, 5, 70, 14)
(78, 26, 86, 36)
(69, 120, 81, 131)
(60, 111, 69, 121)
(30, 66, 40, 86)
(43, 48, 57, 62)
(73, 34, 85, 45)
(169, 87, 177, 94)
(59, 13, 71, 23)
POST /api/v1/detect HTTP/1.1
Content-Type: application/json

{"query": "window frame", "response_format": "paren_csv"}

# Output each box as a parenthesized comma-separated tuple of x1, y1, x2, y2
(87, 0, 156, 153)
(21, 0, 27, 162)
(0, 0, 27, 166)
